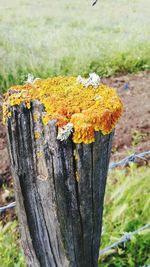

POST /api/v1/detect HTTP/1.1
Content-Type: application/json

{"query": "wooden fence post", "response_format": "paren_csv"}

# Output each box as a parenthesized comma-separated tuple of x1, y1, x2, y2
(4, 76, 122, 267)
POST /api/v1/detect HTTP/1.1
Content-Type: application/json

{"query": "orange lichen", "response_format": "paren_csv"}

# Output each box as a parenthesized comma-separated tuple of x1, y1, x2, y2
(3, 76, 123, 144)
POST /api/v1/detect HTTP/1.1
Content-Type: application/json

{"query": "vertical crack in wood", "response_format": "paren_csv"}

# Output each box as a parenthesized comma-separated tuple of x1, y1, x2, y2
(60, 142, 79, 266)
(20, 118, 54, 266)
(50, 154, 67, 266)
(75, 143, 94, 266)
(50, 153, 63, 263)
(31, 106, 68, 267)
(91, 142, 94, 266)
(44, 121, 80, 266)
(74, 178, 84, 258)
(92, 132, 101, 267)
(98, 131, 114, 247)
(31, 107, 61, 267)
(73, 144, 84, 261)
(38, 138, 68, 266)
(34, 192, 58, 267)
(14, 105, 59, 266)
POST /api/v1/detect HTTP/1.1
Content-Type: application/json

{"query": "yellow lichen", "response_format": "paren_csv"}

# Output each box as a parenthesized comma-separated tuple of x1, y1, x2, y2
(74, 150, 78, 161)
(37, 151, 43, 158)
(75, 171, 80, 183)
(34, 132, 40, 140)
(3, 76, 123, 144)
(7, 111, 11, 118)
(26, 102, 31, 109)
(33, 113, 38, 121)
(42, 114, 52, 126)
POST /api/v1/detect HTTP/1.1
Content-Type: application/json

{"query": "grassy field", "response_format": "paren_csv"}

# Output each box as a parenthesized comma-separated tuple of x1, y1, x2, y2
(0, 0, 150, 92)
(0, 165, 149, 266)
(0, 1, 150, 266)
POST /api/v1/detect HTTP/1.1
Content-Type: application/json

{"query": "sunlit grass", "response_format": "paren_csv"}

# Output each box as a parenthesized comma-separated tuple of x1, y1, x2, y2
(0, 0, 150, 92)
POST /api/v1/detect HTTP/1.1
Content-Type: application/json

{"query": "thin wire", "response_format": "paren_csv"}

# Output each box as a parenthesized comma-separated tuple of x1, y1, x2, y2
(0, 201, 16, 213)
(99, 223, 150, 256)
(109, 150, 150, 170)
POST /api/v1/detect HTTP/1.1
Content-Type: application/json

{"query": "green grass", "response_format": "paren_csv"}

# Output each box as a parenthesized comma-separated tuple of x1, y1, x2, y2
(0, 165, 149, 266)
(0, 221, 25, 267)
(0, 0, 150, 92)
(99, 164, 150, 266)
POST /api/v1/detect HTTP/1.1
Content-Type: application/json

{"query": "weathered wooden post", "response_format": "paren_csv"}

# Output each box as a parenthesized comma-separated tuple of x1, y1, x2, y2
(3, 74, 122, 267)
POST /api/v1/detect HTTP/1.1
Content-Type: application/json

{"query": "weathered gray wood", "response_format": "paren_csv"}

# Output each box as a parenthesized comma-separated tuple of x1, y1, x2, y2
(6, 101, 114, 267)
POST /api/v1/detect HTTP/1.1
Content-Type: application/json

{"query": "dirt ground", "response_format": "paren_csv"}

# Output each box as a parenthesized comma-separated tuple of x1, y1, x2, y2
(102, 71, 150, 160)
(0, 71, 150, 219)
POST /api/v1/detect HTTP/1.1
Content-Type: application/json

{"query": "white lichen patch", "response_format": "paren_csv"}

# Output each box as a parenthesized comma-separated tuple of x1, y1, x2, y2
(25, 73, 41, 84)
(57, 123, 74, 141)
(94, 95, 102, 101)
(77, 73, 101, 88)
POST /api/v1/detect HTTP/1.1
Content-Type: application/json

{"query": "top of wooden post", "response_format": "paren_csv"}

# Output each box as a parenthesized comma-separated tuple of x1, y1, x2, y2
(3, 74, 123, 144)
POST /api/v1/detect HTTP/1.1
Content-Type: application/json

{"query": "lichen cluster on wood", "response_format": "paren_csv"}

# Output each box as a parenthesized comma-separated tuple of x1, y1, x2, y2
(3, 76, 123, 144)
(4, 75, 122, 266)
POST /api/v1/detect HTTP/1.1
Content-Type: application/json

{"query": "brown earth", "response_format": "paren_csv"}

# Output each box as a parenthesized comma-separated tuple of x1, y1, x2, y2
(102, 71, 150, 160)
(0, 71, 150, 220)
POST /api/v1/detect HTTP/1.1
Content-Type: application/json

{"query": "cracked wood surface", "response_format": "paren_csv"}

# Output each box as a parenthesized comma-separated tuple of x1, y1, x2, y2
(6, 102, 114, 267)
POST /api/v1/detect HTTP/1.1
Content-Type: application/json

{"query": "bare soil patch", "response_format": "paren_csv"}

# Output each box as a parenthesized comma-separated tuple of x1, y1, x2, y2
(102, 71, 150, 160)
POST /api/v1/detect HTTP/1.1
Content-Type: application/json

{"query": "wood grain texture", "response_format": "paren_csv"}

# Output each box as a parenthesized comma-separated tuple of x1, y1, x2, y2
(6, 102, 114, 267)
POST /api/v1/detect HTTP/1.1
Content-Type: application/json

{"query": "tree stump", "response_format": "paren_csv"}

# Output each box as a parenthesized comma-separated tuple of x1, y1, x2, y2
(4, 75, 122, 267)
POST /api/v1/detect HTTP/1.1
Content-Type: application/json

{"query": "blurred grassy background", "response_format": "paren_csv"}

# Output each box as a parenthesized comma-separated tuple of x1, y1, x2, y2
(0, 0, 150, 92)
